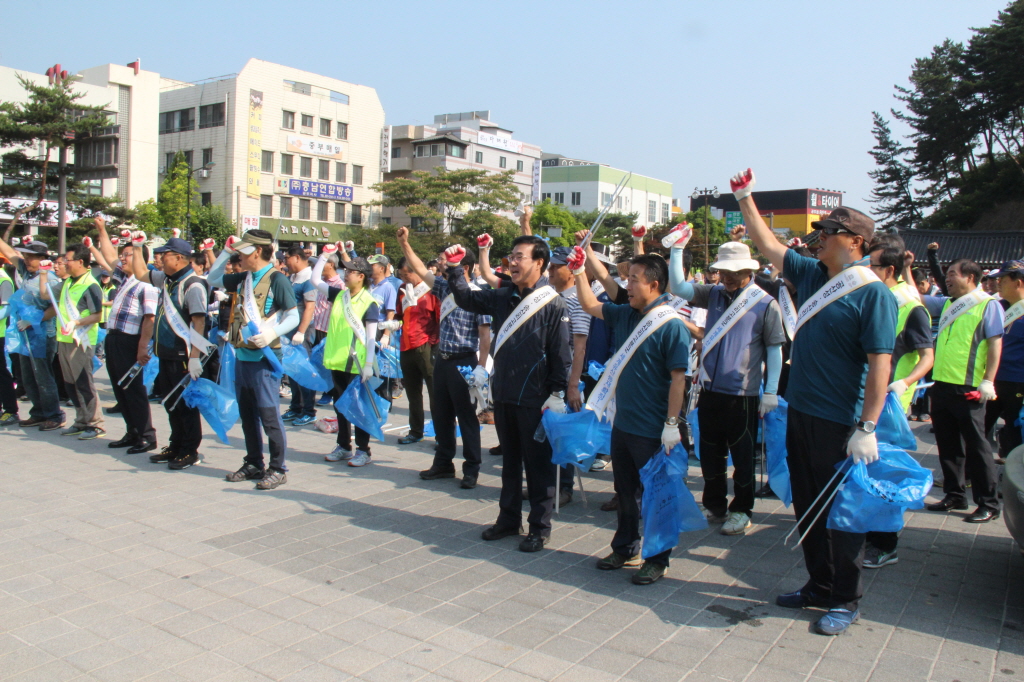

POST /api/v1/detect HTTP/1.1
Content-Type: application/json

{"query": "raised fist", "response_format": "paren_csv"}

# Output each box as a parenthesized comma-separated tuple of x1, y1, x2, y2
(82, 236, 93, 249)
(93, 216, 105, 231)
(567, 245, 587, 276)
(631, 225, 648, 241)
(224, 235, 241, 252)
(729, 224, 746, 241)
(200, 238, 216, 251)
(662, 222, 693, 250)
(132, 231, 147, 246)
(39, 260, 53, 271)
(120, 228, 133, 241)
(476, 233, 493, 249)
(444, 245, 466, 265)
(344, 241, 354, 251)
(730, 168, 756, 201)
(927, 242, 939, 251)
(787, 237, 805, 248)
(321, 242, 339, 255)
(396, 226, 409, 242)
(575, 229, 589, 246)
(171, 228, 181, 239)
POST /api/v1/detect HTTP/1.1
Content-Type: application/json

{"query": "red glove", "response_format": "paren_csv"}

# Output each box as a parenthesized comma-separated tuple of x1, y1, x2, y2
(82, 236, 93, 249)
(321, 242, 338, 255)
(131, 232, 146, 246)
(224, 235, 241, 252)
(730, 168, 756, 201)
(631, 225, 647, 241)
(567, 245, 586, 276)
(965, 390, 982, 402)
(444, 245, 466, 265)
(662, 222, 693, 249)
(200, 238, 216, 251)
(344, 240, 354, 251)
(120, 228, 132, 241)
(171, 228, 181, 239)
(477, 233, 493, 249)
(39, 260, 53, 271)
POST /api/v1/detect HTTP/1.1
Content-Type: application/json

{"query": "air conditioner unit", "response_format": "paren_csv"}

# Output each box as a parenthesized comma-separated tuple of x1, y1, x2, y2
(198, 169, 210, 179)
(158, 166, 166, 174)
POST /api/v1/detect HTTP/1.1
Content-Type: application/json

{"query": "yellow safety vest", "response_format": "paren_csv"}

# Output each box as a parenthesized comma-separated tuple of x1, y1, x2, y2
(0, 269, 12, 338)
(57, 272, 100, 345)
(891, 281, 926, 411)
(324, 286, 374, 372)
(933, 296, 992, 388)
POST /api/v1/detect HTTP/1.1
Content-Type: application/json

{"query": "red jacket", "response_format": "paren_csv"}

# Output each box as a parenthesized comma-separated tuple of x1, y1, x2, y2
(396, 285, 440, 351)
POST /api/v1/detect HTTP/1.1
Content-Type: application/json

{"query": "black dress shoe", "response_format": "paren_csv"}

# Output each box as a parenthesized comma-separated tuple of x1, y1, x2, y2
(108, 433, 139, 448)
(460, 474, 478, 489)
(481, 524, 523, 541)
(419, 467, 456, 480)
(105, 404, 122, 415)
(150, 446, 175, 463)
(926, 495, 969, 512)
(519, 533, 548, 553)
(398, 434, 423, 445)
(964, 507, 1000, 523)
(127, 441, 157, 454)
(489, 445, 502, 456)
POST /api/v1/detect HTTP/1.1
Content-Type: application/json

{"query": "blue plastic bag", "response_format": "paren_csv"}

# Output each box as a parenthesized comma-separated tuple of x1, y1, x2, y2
(92, 354, 102, 375)
(218, 342, 236, 389)
(281, 342, 331, 391)
(686, 408, 700, 460)
(542, 408, 607, 473)
(639, 444, 707, 559)
(587, 361, 605, 381)
(143, 357, 159, 393)
(309, 339, 333, 388)
(241, 321, 284, 377)
(877, 391, 916, 451)
(423, 420, 477, 438)
(378, 346, 403, 379)
(96, 328, 107, 347)
(827, 443, 933, 534)
(763, 396, 793, 507)
(8, 290, 47, 358)
(335, 375, 390, 442)
(181, 378, 240, 445)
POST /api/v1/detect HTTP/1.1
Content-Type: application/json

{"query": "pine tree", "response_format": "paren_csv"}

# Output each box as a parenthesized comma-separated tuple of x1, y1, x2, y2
(867, 111, 923, 229)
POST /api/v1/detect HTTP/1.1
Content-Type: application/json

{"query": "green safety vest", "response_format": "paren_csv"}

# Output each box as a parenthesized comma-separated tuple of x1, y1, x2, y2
(0, 269, 13, 338)
(933, 295, 991, 388)
(324, 286, 374, 372)
(100, 283, 115, 325)
(57, 272, 100, 345)
(891, 281, 926, 411)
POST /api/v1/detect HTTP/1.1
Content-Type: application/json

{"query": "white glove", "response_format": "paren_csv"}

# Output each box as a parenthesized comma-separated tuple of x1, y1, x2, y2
(250, 328, 278, 348)
(291, 331, 305, 346)
(542, 394, 566, 414)
(344, 241, 355, 252)
(847, 429, 879, 465)
(200, 238, 216, 251)
(631, 225, 648, 242)
(82, 236, 93, 249)
(472, 365, 488, 388)
(887, 379, 908, 398)
(171, 228, 181, 239)
(979, 379, 997, 402)
(224, 235, 241, 252)
(476, 233, 493, 249)
(360, 363, 374, 381)
(188, 357, 203, 380)
(759, 393, 779, 417)
(16, 320, 31, 332)
(662, 422, 682, 453)
(730, 168, 756, 201)
(378, 320, 402, 331)
(213, 290, 229, 302)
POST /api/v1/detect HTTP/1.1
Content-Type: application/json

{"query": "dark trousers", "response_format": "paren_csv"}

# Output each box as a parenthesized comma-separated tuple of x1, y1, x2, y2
(287, 375, 316, 417)
(332, 370, 371, 453)
(866, 531, 898, 553)
(315, 330, 337, 401)
(431, 352, 482, 476)
(493, 401, 556, 536)
(400, 342, 434, 438)
(0, 337, 18, 414)
(105, 331, 156, 444)
(11, 349, 25, 398)
(237, 358, 288, 472)
(993, 380, 1024, 457)
(610, 427, 671, 566)
(158, 357, 202, 456)
(930, 382, 998, 511)
(698, 391, 759, 518)
(20, 335, 60, 421)
(787, 407, 865, 610)
(52, 349, 68, 401)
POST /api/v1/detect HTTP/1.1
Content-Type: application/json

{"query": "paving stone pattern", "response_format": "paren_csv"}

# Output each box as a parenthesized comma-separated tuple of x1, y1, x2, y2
(0, 375, 1022, 681)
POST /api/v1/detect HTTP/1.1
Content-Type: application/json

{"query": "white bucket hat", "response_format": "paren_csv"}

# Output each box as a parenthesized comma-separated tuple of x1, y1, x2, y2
(711, 242, 760, 272)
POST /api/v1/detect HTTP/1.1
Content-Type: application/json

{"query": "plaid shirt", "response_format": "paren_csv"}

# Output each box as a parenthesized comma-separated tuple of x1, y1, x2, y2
(313, 274, 344, 332)
(108, 266, 159, 336)
(432, 277, 491, 354)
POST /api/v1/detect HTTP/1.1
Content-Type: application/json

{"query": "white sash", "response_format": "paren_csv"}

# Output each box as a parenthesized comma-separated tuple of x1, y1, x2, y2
(162, 279, 213, 355)
(890, 283, 917, 310)
(1004, 300, 1024, 330)
(778, 286, 797, 340)
(587, 305, 679, 420)
(493, 285, 559, 355)
(698, 283, 767, 384)
(795, 266, 879, 333)
(401, 281, 430, 311)
(938, 288, 989, 334)
(342, 289, 367, 348)
(59, 280, 91, 347)
(439, 281, 480, 324)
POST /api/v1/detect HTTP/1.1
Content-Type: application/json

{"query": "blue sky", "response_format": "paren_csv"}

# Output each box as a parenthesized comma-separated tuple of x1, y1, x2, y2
(1, 0, 1010, 215)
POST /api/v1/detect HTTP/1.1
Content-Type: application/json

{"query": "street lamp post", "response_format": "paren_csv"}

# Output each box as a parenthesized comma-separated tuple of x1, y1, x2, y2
(690, 186, 720, 269)
(185, 160, 216, 241)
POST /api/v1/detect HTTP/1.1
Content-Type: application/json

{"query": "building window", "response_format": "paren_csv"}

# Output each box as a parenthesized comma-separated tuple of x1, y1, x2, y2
(352, 165, 363, 185)
(499, 156, 507, 168)
(282, 110, 295, 129)
(335, 162, 347, 183)
(201, 192, 212, 206)
(199, 103, 225, 129)
(541, 193, 551, 201)
(516, 160, 524, 172)
(299, 157, 312, 178)
(260, 150, 273, 173)
(299, 198, 311, 219)
(475, 151, 483, 163)
(319, 119, 331, 136)
(648, 200, 657, 223)
(601, 192, 612, 207)
(317, 201, 328, 221)
(351, 204, 362, 225)
(571, 192, 581, 206)
(448, 144, 464, 158)
(430, 144, 441, 156)
(662, 203, 670, 222)
(318, 159, 330, 180)
(285, 80, 312, 95)
(337, 122, 348, 139)
(164, 152, 175, 172)
(334, 203, 345, 223)
(281, 154, 293, 175)
(380, 217, 391, 225)
(391, 146, 401, 159)
(260, 195, 273, 216)
(201, 148, 213, 168)
(554, 193, 564, 205)
(617, 196, 623, 210)
(301, 114, 314, 129)
(158, 108, 194, 134)
(416, 146, 427, 157)
(411, 217, 423, 230)
(181, 150, 193, 168)
(280, 197, 293, 218)
(81, 139, 116, 168)
(331, 91, 349, 104)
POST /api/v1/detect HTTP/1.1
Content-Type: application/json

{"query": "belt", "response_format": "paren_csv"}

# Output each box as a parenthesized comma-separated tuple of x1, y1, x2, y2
(438, 350, 476, 361)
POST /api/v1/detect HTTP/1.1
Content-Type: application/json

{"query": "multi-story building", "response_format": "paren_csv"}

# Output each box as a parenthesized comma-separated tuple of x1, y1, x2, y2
(158, 59, 386, 244)
(692, 188, 844, 236)
(540, 154, 673, 227)
(381, 111, 542, 231)
(0, 61, 160, 235)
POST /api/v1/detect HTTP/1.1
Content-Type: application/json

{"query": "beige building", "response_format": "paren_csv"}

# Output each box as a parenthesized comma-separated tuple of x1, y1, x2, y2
(158, 59, 386, 243)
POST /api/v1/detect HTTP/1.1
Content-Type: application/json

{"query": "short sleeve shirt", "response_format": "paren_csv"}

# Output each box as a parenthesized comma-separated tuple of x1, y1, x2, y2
(290, 267, 318, 305)
(999, 301, 1024, 382)
(222, 266, 297, 362)
(891, 305, 933, 381)
(370, 279, 397, 323)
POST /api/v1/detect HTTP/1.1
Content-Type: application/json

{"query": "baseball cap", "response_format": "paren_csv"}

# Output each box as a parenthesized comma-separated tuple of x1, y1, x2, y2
(549, 246, 573, 266)
(153, 237, 193, 256)
(811, 207, 875, 240)
(233, 229, 275, 255)
(343, 257, 372, 276)
(367, 254, 389, 267)
(989, 259, 1024, 278)
(14, 240, 48, 256)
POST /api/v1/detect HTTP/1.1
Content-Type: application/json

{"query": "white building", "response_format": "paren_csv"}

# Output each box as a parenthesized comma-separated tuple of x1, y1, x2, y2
(382, 111, 542, 231)
(0, 61, 160, 234)
(158, 59, 386, 244)
(540, 154, 673, 227)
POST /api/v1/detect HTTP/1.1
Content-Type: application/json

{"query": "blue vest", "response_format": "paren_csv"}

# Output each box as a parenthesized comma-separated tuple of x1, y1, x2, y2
(701, 284, 775, 396)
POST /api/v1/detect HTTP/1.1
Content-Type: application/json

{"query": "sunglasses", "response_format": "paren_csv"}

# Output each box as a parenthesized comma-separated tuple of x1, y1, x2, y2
(820, 225, 856, 236)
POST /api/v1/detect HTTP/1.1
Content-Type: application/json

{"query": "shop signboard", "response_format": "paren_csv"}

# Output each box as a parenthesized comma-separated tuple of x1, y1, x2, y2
(284, 179, 354, 201)
(286, 135, 344, 160)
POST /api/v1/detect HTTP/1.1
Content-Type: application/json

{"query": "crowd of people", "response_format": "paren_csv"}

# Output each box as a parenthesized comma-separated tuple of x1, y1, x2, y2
(1, 167, 1022, 638)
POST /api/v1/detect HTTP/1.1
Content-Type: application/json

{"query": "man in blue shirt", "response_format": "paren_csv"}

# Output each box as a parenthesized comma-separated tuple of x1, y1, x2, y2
(734, 169, 896, 636)
(992, 260, 1024, 457)
(282, 246, 319, 426)
(575, 251, 690, 585)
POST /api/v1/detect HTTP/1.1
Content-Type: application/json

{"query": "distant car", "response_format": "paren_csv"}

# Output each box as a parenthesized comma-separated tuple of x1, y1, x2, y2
(1002, 444, 1024, 556)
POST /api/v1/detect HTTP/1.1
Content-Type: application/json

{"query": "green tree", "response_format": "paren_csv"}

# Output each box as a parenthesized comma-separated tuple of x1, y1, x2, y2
(190, 204, 236, 246)
(529, 200, 585, 247)
(158, 151, 198, 233)
(131, 198, 163, 233)
(867, 111, 923, 229)
(685, 205, 727, 272)
(370, 168, 521, 232)
(570, 209, 639, 253)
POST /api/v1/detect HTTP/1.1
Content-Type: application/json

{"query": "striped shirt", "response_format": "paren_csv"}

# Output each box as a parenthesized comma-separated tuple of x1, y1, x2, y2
(313, 274, 344, 332)
(108, 266, 159, 336)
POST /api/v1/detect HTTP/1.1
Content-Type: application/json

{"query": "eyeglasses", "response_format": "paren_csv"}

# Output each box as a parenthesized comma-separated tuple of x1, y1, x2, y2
(820, 225, 855, 236)
(507, 253, 534, 264)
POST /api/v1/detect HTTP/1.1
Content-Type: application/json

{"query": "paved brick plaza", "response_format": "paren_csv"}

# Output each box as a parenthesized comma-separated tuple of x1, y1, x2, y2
(0, 376, 1022, 681)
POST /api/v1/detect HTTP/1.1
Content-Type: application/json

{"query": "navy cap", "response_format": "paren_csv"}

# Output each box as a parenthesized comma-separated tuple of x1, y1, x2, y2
(989, 259, 1024, 278)
(549, 246, 573, 266)
(153, 237, 193, 256)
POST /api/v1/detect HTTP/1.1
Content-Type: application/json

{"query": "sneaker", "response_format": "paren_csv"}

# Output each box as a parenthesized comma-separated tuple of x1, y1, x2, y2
(775, 588, 829, 609)
(558, 489, 573, 507)
(61, 426, 87, 437)
(150, 446, 175, 463)
(631, 561, 667, 585)
(705, 510, 728, 524)
(348, 450, 371, 467)
(168, 453, 200, 470)
(281, 409, 300, 421)
(477, 410, 494, 425)
(862, 546, 898, 569)
(596, 552, 642, 570)
(316, 393, 333, 406)
(600, 494, 619, 512)
(460, 474, 478, 489)
(78, 428, 105, 441)
(18, 416, 46, 427)
(918, 414, 931, 423)
(226, 464, 265, 482)
(325, 445, 353, 462)
(292, 414, 315, 426)
(721, 512, 752, 536)
(519, 533, 548, 552)
(256, 469, 287, 490)
(148, 393, 162, 403)
(39, 420, 65, 432)
(590, 458, 608, 472)
(279, 386, 292, 398)
(0, 412, 19, 427)
(815, 608, 859, 636)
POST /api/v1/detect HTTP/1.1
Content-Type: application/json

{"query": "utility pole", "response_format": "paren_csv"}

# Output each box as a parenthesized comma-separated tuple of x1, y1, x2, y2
(57, 141, 68, 254)
(690, 186, 720, 268)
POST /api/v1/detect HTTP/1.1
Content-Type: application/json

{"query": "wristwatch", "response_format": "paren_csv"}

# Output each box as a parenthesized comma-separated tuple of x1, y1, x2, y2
(856, 420, 876, 434)
(665, 416, 680, 426)
(552, 391, 565, 399)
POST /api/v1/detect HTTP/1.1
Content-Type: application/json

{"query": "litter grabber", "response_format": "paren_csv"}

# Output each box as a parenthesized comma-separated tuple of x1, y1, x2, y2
(579, 172, 632, 251)
(162, 350, 215, 412)
(784, 459, 854, 550)
(348, 344, 382, 423)
(119, 342, 154, 389)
